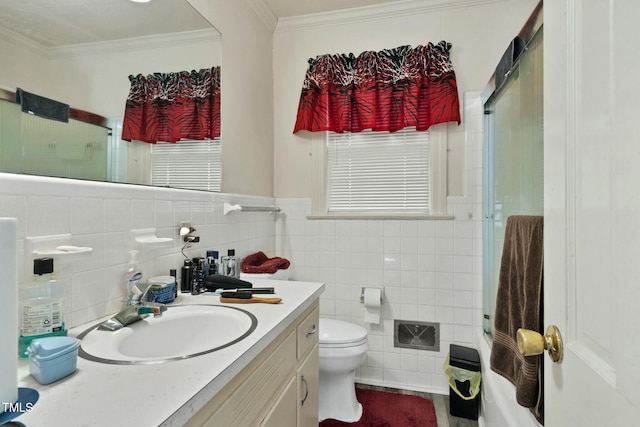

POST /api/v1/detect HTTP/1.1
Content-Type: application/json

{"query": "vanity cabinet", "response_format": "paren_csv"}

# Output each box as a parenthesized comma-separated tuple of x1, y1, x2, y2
(185, 302, 319, 427)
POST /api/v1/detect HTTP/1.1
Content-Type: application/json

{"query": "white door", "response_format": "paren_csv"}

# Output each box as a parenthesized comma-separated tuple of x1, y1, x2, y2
(544, 1, 640, 424)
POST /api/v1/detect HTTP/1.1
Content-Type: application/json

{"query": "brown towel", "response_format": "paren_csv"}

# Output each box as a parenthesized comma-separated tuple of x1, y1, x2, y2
(490, 215, 544, 424)
(241, 251, 290, 274)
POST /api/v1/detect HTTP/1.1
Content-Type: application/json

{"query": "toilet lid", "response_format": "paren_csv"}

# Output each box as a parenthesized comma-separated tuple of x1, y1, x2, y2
(319, 318, 367, 345)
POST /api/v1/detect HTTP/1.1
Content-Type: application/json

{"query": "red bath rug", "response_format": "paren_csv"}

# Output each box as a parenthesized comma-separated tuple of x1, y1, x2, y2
(319, 388, 438, 427)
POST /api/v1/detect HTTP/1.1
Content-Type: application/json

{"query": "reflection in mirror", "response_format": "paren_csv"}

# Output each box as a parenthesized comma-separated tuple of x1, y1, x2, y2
(0, 0, 222, 190)
(0, 92, 110, 180)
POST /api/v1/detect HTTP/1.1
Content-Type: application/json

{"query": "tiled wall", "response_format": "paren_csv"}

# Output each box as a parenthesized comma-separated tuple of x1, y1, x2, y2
(0, 174, 277, 329)
(275, 92, 484, 394)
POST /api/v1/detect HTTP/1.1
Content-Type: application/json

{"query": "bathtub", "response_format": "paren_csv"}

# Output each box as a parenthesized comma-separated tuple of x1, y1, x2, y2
(477, 335, 541, 427)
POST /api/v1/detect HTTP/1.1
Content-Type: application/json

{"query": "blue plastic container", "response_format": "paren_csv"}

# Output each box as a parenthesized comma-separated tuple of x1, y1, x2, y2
(146, 276, 177, 303)
(147, 282, 176, 303)
(26, 336, 80, 384)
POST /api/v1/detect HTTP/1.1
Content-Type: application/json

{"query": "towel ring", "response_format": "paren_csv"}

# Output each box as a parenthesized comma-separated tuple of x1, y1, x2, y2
(516, 325, 564, 363)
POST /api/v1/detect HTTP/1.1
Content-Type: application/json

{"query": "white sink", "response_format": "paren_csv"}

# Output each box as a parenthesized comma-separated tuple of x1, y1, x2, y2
(77, 304, 257, 364)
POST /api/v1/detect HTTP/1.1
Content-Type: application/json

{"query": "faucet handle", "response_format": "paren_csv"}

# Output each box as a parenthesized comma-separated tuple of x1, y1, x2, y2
(137, 306, 155, 316)
(140, 302, 167, 318)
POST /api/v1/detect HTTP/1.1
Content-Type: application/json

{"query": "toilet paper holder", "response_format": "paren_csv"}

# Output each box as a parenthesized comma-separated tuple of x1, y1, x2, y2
(360, 287, 384, 304)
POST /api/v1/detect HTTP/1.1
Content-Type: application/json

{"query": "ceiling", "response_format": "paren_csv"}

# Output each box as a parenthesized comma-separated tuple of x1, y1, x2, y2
(0, 0, 215, 48)
(0, 0, 411, 48)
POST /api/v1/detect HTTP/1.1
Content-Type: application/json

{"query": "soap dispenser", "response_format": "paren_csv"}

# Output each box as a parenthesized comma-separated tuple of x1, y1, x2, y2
(125, 250, 143, 295)
(18, 257, 68, 358)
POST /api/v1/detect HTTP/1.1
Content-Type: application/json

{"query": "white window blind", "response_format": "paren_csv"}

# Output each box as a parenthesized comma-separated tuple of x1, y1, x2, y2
(327, 129, 430, 214)
(151, 139, 221, 191)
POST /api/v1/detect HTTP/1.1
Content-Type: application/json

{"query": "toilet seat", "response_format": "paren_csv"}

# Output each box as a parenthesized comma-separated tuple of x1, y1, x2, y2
(319, 318, 367, 348)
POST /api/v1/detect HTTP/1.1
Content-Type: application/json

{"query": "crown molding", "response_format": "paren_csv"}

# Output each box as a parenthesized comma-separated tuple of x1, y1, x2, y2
(276, 0, 508, 32)
(0, 27, 221, 59)
(51, 29, 221, 58)
(0, 25, 48, 58)
(249, 0, 278, 32)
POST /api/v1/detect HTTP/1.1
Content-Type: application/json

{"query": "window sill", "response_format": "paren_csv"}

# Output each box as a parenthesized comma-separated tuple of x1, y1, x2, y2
(305, 214, 455, 220)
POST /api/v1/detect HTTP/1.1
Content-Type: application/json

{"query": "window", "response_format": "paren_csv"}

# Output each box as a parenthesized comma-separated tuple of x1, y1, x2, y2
(310, 125, 448, 217)
(150, 139, 221, 192)
(328, 129, 430, 214)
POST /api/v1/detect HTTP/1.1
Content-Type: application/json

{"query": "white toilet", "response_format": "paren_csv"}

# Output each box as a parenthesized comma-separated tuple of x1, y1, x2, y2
(318, 318, 368, 422)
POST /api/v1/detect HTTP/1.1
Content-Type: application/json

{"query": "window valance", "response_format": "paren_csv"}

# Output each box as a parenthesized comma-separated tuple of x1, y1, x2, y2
(293, 41, 461, 134)
(122, 67, 221, 144)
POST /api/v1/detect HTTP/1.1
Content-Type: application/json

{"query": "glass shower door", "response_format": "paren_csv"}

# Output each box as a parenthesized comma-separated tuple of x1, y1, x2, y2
(483, 28, 544, 338)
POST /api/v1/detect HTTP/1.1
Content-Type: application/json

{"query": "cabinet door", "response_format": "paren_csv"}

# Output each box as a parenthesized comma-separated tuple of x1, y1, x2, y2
(297, 344, 319, 427)
(261, 377, 297, 427)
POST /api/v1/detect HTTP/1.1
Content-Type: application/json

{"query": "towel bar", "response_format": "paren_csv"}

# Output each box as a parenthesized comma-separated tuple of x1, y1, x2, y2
(223, 202, 281, 215)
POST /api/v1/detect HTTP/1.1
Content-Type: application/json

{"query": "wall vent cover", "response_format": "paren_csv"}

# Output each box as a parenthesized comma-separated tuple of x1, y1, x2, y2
(394, 320, 440, 351)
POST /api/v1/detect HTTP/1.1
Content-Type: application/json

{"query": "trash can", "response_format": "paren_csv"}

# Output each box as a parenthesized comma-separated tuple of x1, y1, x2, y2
(444, 344, 481, 420)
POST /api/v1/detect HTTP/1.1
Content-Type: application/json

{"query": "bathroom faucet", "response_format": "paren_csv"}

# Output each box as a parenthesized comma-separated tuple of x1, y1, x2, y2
(123, 281, 155, 307)
(99, 283, 167, 331)
(98, 303, 166, 331)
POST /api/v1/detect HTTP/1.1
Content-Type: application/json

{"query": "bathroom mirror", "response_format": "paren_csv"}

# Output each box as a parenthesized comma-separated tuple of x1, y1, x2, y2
(0, 0, 222, 188)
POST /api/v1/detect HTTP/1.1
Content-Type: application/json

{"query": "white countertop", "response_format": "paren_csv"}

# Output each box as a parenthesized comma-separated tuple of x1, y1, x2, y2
(16, 279, 324, 426)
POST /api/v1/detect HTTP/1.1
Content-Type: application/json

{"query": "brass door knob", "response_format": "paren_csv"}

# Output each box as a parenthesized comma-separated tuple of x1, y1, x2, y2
(516, 325, 563, 363)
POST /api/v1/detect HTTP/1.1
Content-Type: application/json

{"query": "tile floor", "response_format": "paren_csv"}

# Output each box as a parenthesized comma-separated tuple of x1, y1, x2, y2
(357, 384, 479, 427)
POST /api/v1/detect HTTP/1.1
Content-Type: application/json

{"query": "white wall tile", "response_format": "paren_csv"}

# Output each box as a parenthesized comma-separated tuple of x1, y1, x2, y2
(417, 236, 436, 254)
(27, 195, 71, 236)
(417, 221, 436, 238)
(400, 221, 418, 238)
(453, 290, 474, 309)
(71, 198, 104, 235)
(436, 289, 453, 306)
(400, 304, 418, 320)
(417, 254, 436, 272)
(360, 367, 383, 382)
(454, 255, 474, 273)
(384, 368, 407, 385)
(436, 237, 454, 255)
(400, 254, 418, 272)
(436, 272, 455, 292)
(104, 198, 131, 232)
(454, 238, 474, 256)
(400, 353, 418, 372)
(417, 271, 436, 288)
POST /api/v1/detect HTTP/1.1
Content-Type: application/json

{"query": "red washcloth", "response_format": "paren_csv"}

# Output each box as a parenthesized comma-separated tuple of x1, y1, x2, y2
(241, 251, 290, 274)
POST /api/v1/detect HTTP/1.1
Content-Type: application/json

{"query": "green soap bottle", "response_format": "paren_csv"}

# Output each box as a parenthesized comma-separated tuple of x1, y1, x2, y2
(18, 257, 67, 358)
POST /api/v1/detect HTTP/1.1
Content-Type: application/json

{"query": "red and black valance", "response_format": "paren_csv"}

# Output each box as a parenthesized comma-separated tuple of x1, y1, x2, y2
(293, 41, 460, 134)
(122, 67, 221, 144)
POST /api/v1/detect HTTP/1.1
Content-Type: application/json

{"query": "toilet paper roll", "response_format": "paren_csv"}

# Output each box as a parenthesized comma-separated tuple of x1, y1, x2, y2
(363, 287, 382, 325)
(0, 218, 18, 410)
